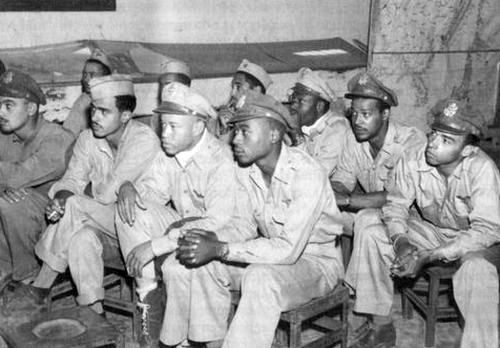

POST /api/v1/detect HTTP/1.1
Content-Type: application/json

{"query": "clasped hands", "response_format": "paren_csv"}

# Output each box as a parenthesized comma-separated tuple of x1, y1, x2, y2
(176, 229, 226, 267)
(390, 237, 436, 278)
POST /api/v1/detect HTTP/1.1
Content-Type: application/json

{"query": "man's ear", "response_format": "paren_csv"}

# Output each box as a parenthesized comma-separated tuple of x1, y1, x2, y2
(26, 101, 38, 117)
(251, 85, 263, 94)
(120, 110, 133, 123)
(460, 144, 474, 157)
(270, 128, 281, 144)
(192, 117, 206, 136)
(382, 108, 390, 121)
(315, 99, 326, 115)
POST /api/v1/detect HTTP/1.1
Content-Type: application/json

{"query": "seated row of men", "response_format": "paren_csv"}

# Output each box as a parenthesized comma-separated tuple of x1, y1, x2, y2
(0, 51, 498, 348)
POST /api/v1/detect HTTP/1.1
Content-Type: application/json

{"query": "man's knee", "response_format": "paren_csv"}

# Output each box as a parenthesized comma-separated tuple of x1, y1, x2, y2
(355, 223, 388, 245)
(241, 264, 279, 296)
(355, 208, 381, 226)
(68, 228, 102, 256)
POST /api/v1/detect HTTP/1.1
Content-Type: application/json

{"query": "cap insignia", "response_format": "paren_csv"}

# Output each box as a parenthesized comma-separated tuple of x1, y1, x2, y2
(358, 74, 369, 85)
(2, 71, 13, 84)
(443, 102, 458, 117)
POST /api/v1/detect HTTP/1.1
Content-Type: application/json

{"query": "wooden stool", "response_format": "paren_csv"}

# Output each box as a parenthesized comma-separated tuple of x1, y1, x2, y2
(0, 306, 124, 347)
(400, 264, 462, 348)
(230, 284, 349, 348)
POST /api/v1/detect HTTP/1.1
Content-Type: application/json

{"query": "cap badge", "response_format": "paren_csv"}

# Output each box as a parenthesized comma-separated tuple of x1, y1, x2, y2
(443, 102, 458, 118)
(358, 74, 369, 85)
(2, 71, 13, 84)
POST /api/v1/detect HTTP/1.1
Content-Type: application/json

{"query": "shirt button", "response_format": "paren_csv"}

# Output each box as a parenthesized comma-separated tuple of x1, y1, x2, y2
(183, 190, 188, 194)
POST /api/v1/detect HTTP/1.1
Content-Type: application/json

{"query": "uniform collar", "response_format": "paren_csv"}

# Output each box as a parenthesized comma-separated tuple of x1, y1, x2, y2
(96, 120, 134, 158)
(249, 145, 296, 189)
(416, 146, 478, 180)
(175, 129, 208, 168)
(302, 110, 340, 136)
(360, 120, 398, 158)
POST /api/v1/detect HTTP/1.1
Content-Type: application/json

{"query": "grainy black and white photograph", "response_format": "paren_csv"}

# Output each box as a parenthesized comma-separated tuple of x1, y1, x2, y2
(0, 1, 498, 347)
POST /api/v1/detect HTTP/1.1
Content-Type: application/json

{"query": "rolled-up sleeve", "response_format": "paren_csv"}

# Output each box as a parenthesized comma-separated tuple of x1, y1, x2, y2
(330, 133, 358, 191)
(48, 134, 90, 198)
(382, 155, 417, 239)
(226, 170, 328, 265)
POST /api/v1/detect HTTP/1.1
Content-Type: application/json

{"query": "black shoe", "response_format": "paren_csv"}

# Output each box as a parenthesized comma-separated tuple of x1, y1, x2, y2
(137, 285, 165, 348)
(9, 283, 49, 305)
(348, 322, 396, 348)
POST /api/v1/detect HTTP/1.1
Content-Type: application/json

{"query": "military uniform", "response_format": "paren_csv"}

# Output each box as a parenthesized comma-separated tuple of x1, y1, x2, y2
(161, 92, 344, 348)
(62, 49, 112, 136)
(0, 70, 74, 281)
(215, 59, 273, 142)
(351, 100, 500, 348)
(35, 75, 161, 306)
(293, 68, 351, 175)
(329, 73, 425, 288)
(151, 60, 192, 136)
(114, 83, 240, 346)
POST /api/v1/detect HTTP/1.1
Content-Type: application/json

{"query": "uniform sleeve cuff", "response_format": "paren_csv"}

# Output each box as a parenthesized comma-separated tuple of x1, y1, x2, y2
(151, 236, 177, 257)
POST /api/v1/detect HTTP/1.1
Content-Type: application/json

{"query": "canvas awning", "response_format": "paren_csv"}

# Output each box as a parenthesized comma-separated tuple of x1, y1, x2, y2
(0, 38, 367, 87)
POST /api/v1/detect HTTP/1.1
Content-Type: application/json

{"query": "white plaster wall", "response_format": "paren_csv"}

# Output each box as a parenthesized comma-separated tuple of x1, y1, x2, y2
(0, 0, 368, 48)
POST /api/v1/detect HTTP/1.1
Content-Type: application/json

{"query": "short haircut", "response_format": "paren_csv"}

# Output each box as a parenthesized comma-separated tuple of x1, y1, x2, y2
(85, 59, 112, 76)
(115, 95, 137, 113)
(241, 71, 266, 94)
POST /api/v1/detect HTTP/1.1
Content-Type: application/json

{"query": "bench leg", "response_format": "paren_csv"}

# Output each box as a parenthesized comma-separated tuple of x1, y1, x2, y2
(341, 300, 348, 348)
(401, 288, 413, 319)
(424, 276, 439, 348)
(288, 316, 302, 348)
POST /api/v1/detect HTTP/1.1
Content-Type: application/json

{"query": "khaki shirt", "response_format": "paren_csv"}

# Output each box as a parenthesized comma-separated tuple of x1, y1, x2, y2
(0, 118, 74, 196)
(134, 131, 239, 256)
(383, 145, 500, 260)
(331, 120, 426, 192)
(223, 145, 344, 285)
(49, 120, 161, 205)
(300, 110, 351, 176)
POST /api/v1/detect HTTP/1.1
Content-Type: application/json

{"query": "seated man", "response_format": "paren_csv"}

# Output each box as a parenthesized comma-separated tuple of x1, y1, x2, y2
(289, 67, 351, 175)
(12, 75, 161, 316)
(349, 99, 500, 348)
(330, 72, 425, 292)
(216, 59, 273, 141)
(151, 59, 192, 135)
(0, 69, 74, 285)
(62, 48, 112, 136)
(173, 90, 344, 348)
(115, 82, 239, 347)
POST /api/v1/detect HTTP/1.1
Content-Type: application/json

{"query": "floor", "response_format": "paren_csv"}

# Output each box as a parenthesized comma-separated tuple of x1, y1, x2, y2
(0, 283, 464, 348)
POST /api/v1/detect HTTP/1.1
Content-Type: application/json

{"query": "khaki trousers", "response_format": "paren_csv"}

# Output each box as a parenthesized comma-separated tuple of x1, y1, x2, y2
(344, 215, 499, 348)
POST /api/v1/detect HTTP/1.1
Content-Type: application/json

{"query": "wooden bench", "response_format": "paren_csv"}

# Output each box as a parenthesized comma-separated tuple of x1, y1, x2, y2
(230, 284, 349, 348)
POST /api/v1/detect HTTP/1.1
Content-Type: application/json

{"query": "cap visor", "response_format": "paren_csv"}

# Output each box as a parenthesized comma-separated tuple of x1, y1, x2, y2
(430, 123, 469, 135)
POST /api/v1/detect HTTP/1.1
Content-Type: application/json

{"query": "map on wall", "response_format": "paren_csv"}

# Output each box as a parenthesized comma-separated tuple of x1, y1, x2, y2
(0, 0, 115, 11)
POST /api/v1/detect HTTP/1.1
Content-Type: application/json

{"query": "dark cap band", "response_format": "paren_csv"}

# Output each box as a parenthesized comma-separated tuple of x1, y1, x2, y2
(153, 100, 208, 119)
